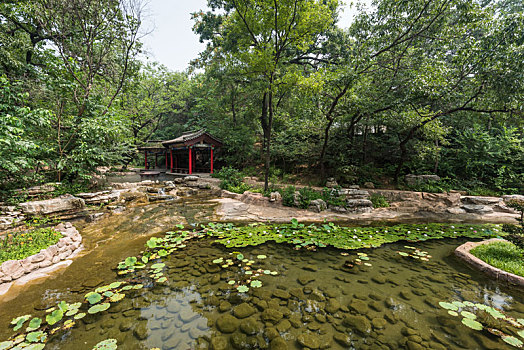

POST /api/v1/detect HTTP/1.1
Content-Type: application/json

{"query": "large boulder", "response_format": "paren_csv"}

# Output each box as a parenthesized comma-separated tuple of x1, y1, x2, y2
(325, 178, 338, 188)
(308, 199, 327, 213)
(19, 195, 85, 216)
(461, 196, 502, 206)
(76, 190, 120, 205)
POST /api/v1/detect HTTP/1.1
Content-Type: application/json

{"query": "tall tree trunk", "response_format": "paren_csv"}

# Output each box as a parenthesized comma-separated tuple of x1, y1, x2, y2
(260, 92, 270, 191)
(320, 117, 334, 180)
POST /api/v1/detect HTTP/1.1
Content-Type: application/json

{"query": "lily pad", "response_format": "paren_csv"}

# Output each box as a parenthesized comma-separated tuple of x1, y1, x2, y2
(237, 285, 249, 293)
(398, 252, 409, 257)
(228, 280, 236, 285)
(124, 256, 137, 267)
(156, 277, 167, 283)
(93, 338, 118, 350)
(26, 318, 42, 332)
(11, 315, 31, 331)
(24, 344, 45, 350)
(257, 255, 267, 259)
(212, 258, 223, 264)
(0, 342, 14, 350)
(85, 292, 103, 305)
(74, 313, 86, 320)
(439, 302, 458, 311)
(461, 318, 483, 330)
(236, 253, 244, 260)
(46, 309, 63, 326)
(448, 311, 459, 317)
(461, 311, 477, 320)
(250, 280, 262, 288)
(502, 335, 523, 348)
(263, 270, 271, 275)
(88, 303, 111, 314)
(26, 331, 46, 343)
(151, 263, 165, 270)
(109, 293, 126, 302)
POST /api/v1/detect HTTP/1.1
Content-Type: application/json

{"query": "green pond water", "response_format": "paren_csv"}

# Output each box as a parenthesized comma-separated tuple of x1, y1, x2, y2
(0, 198, 523, 350)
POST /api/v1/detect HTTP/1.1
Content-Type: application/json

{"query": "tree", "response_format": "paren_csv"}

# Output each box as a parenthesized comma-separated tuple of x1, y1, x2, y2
(194, 0, 339, 190)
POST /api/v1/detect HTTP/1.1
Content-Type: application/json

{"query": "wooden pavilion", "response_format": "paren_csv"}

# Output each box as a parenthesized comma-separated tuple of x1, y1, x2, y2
(138, 130, 222, 175)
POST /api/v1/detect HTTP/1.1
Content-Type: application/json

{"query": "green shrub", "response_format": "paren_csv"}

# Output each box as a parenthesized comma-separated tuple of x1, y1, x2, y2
(470, 241, 524, 277)
(321, 187, 345, 207)
(503, 199, 524, 249)
(213, 166, 246, 192)
(370, 194, 390, 208)
(0, 227, 63, 263)
(403, 178, 457, 193)
(282, 186, 297, 207)
(297, 187, 322, 209)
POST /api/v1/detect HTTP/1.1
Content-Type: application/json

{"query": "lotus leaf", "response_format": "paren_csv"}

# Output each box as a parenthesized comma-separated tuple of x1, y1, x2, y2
(57, 301, 69, 312)
(236, 253, 244, 260)
(250, 280, 262, 288)
(359, 256, 370, 261)
(485, 306, 505, 319)
(398, 252, 409, 257)
(109, 294, 125, 302)
(46, 309, 63, 326)
(237, 285, 249, 293)
(93, 338, 118, 350)
(11, 315, 31, 331)
(463, 301, 474, 307)
(74, 313, 86, 320)
(245, 271, 253, 275)
(364, 263, 372, 267)
(439, 302, 458, 311)
(103, 291, 114, 297)
(96, 285, 111, 293)
(121, 285, 134, 291)
(65, 309, 78, 317)
(448, 311, 459, 316)
(270, 271, 278, 275)
(85, 292, 103, 305)
(451, 301, 464, 308)
(26, 331, 46, 343)
(133, 284, 144, 290)
(124, 257, 137, 267)
(26, 318, 42, 332)
(109, 282, 123, 289)
(24, 344, 45, 350)
(158, 249, 168, 257)
(212, 258, 223, 264)
(517, 330, 524, 339)
(228, 281, 236, 285)
(0, 342, 13, 350)
(63, 320, 75, 330)
(151, 263, 165, 270)
(461, 318, 483, 330)
(156, 277, 167, 283)
(518, 319, 524, 327)
(257, 255, 267, 259)
(502, 335, 523, 348)
(88, 303, 110, 314)
(461, 311, 477, 320)
(141, 256, 149, 264)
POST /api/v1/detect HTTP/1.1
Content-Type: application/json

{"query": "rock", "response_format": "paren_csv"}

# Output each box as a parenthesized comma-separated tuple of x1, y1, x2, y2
(261, 309, 283, 324)
(269, 192, 282, 203)
(326, 178, 338, 188)
(333, 333, 351, 347)
(363, 182, 375, 189)
(184, 176, 199, 182)
(343, 315, 371, 334)
(461, 204, 494, 214)
(405, 174, 441, 185)
(461, 196, 501, 205)
(1, 260, 25, 279)
(369, 300, 384, 312)
(179, 309, 199, 323)
(240, 317, 259, 335)
(133, 323, 149, 340)
(297, 274, 314, 285)
(119, 319, 134, 332)
(270, 337, 288, 350)
(210, 336, 229, 350)
(349, 299, 369, 314)
(372, 318, 387, 329)
(19, 194, 85, 216)
(309, 199, 327, 213)
(325, 299, 340, 314)
(76, 190, 120, 204)
(216, 314, 239, 333)
(233, 303, 256, 319)
(297, 333, 321, 349)
(406, 341, 424, 350)
(273, 289, 291, 300)
(276, 319, 291, 333)
(309, 289, 326, 302)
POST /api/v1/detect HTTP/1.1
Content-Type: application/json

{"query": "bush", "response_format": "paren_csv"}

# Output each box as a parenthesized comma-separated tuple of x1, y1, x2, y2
(0, 227, 62, 263)
(503, 199, 524, 249)
(213, 166, 246, 192)
(297, 187, 322, 209)
(370, 194, 390, 208)
(282, 186, 296, 207)
(402, 178, 457, 193)
(321, 187, 345, 207)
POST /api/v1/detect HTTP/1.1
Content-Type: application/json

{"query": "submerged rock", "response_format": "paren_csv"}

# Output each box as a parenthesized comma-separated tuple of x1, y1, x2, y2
(216, 314, 239, 333)
(297, 333, 321, 349)
(233, 303, 256, 319)
(261, 309, 283, 324)
(343, 315, 371, 334)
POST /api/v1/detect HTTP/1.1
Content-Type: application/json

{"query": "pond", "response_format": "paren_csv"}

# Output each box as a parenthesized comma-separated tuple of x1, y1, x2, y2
(0, 199, 523, 350)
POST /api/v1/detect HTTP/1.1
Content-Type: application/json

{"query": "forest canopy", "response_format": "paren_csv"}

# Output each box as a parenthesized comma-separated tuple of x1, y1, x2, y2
(0, 0, 523, 194)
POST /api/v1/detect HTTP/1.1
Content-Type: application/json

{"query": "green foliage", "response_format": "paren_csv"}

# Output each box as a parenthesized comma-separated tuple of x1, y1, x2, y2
(202, 221, 501, 250)
(0, 228, 62, 263)
(213, 166, 250, 193)
(282, 186, 296, 207)
(470, 241, 524, 277)
(370, 194, 390, 208)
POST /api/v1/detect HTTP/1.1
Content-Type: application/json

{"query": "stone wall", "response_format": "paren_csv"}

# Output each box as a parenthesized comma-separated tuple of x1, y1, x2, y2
(0, 222, 82, 285)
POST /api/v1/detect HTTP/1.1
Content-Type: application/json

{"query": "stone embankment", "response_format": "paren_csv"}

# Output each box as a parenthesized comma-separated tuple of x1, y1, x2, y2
(0, 222, 82, 296)
(455, 239, 524, 287)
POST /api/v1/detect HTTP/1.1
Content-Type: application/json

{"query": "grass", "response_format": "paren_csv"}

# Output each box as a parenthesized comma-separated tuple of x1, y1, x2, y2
(470, 241, 524, 277)
(0, 228, 63, 263)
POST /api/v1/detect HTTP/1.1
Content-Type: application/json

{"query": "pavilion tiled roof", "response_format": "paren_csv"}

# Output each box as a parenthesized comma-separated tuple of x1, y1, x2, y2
(162, 129, 222, 147)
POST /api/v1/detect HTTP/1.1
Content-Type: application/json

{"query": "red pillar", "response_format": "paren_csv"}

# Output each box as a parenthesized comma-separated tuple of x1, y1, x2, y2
(170, 149, 173, 172)
(210, 147, 214, 174)
(188, 147, 192, 174)
(144, 152, 148, 170)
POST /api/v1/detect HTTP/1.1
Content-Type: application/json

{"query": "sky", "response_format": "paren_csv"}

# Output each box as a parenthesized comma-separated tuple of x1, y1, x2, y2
(141, 1, 365, 72)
